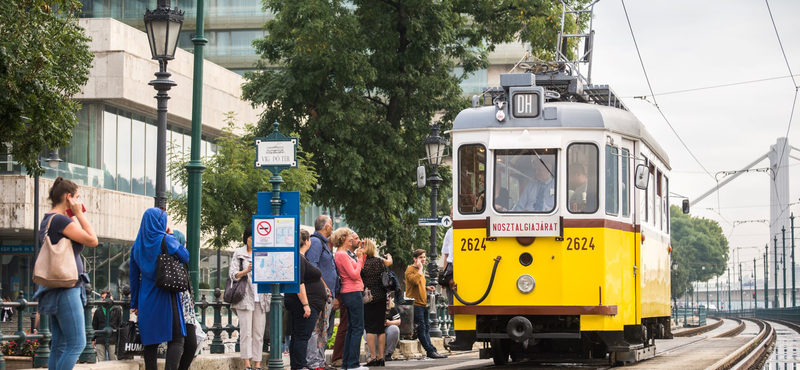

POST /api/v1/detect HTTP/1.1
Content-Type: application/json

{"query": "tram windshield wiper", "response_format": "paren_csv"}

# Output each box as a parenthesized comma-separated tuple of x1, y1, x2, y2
(532, 150, 554, 178)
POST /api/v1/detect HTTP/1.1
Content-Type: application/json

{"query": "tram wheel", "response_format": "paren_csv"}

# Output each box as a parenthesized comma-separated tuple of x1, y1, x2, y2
(491, 339, 510, 366)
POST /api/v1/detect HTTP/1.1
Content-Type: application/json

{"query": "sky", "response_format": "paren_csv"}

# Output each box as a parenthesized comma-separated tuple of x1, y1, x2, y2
(586, 0, 800, 283)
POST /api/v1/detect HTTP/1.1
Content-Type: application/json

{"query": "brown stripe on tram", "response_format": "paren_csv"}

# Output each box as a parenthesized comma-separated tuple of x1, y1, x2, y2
(454, 218, 641, 233)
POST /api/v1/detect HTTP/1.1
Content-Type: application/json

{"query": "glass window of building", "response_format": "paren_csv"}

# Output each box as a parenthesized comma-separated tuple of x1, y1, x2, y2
(145, 119, 157, 197)
(131, 115, 146, 195)
(495, 149, 557, 213)
(452, 66, 489, 96)
(103, 108, 118, 191)
(117, 112, 132, 193)
(566, 143, 598, 214)
(458, 144, 486, 214)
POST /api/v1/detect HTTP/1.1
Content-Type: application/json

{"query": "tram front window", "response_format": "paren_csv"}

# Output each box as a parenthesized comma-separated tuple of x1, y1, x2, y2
(494, 149, 557, 213)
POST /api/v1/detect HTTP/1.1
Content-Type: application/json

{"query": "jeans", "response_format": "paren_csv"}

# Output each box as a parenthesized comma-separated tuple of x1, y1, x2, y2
(144, 292, 185, 370)
(414, 306, 435, 354)
(341, 291, 364, 370)
(49, 286, 87, 370)
(286, 298, 320, 370)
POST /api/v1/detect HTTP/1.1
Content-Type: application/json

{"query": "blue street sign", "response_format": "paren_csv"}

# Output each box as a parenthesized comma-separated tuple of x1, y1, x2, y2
(256, 191, 301, 294)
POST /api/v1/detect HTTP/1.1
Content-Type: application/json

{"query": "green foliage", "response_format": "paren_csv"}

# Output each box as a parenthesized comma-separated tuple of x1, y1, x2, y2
(327, 325, 337, 349)
(670, 205, 729, 299)
(198, 282, 211, 289)
(0, 0, 93, 177)
(243, 0, 583, 265)
(167, 113, 318, 250)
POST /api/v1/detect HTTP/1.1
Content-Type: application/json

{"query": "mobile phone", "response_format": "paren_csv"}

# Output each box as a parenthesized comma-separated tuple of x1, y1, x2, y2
(66, 204, 87, 218)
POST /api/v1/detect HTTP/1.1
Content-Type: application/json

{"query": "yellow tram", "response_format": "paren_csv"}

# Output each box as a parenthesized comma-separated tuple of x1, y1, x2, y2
(449, 72, 678, 365)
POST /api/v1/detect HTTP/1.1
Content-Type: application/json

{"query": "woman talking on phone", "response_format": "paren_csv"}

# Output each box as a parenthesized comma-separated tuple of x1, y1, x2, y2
(130, 208, 190, 370)
(33, 177, 99, 370)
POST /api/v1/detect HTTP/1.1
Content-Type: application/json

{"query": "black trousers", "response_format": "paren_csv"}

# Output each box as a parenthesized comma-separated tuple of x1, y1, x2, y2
(178, 324, 197, 370)
(144, 292, 185, 370)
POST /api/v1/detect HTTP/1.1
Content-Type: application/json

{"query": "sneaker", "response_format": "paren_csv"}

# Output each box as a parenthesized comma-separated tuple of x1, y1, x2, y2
(427, 351, 448, 359)
(331, 359, 343, 367)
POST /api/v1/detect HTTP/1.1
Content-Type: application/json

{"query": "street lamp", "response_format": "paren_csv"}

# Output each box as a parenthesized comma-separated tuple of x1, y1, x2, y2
(423, 124, 448, 337)
(144, 0, 184, 209)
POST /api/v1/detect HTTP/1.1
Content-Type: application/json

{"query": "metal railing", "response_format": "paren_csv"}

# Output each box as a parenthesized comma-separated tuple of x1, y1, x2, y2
(672, 306, 707, 327)
(0, 285, 240, 369)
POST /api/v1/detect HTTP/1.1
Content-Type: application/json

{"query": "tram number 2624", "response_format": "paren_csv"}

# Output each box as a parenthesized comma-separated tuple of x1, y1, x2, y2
(565, 237, 595, 251)
(460, 238, 487, 251)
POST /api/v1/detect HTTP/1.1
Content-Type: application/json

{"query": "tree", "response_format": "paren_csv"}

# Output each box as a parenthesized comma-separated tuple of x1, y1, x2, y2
(670, 205, 729, 300)
(167, 113, 318, 250)
(243, 0, 586, 263)
(0, 0, 93, 176)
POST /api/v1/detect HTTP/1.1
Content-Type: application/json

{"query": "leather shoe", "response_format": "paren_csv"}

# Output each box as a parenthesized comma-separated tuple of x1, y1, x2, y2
(427, 351, 448, 359)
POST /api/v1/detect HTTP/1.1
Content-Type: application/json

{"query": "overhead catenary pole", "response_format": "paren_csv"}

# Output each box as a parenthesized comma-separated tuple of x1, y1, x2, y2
(739, 263, 743, 312)
(789, 213, 797, 307)
(783, 226, 787, 307)
(765, 244, 769, 308)
(728, 267, 732, 311)
(716, 276, 719, 312)
(753, 258, 757, 309)
(775, 236, 779, 307)
(186, 0, 208, 300)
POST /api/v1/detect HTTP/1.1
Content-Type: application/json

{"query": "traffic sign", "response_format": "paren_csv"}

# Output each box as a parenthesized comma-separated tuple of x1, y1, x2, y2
(441, 216, 452, 228)
(256, 221, 272, 236)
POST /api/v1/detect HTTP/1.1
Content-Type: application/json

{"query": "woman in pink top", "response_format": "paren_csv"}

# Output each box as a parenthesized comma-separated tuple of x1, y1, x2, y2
(332, 228, 368, 370)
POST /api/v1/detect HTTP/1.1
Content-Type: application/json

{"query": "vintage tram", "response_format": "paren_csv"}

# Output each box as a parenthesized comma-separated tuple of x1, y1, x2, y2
(449, 71, 679, 365)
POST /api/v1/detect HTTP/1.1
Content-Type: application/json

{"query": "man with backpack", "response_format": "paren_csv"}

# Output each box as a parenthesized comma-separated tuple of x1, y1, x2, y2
(307, 215, 338, 340)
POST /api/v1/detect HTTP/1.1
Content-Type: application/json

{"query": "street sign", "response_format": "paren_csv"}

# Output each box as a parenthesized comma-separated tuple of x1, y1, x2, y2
(254, 122, 298, 174)
(418, 217, 452, 227)
(257, 191, 302, 294)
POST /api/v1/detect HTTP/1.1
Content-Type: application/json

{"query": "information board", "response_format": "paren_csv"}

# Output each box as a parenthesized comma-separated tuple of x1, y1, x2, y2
(251, 214, 300, 284)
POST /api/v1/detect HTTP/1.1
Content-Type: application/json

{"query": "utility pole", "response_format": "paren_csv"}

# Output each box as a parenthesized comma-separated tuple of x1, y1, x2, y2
(706, 281, 710, 308)
(753, 258, 757, 309)
(739, 263, 743, 313)
(765, 244, 769, 308)
(783, 226, 788, 308)
(789, 213, 797, 307)
(728, 267, 732, 312)
(775, 236, 779, 308)
(716, 276, 719, 311)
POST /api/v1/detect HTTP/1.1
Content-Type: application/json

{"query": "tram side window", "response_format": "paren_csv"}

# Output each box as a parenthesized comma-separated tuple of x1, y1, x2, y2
(458, 144, 486, 214)
(567, 143, 598, 214)
(665, 176, 670, 233)
(605, 146, 619, 215)
(495, 149, 557, 213)
(621, 148, 630, 217)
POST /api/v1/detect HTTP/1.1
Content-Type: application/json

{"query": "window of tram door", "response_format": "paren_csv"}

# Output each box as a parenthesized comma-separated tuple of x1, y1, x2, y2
(458, 144, 486, 214)
(621, 148, 630, 217)
(567, 143, 598, 213)
(605, 146, 619, 215)
(495, 149, 557, 213)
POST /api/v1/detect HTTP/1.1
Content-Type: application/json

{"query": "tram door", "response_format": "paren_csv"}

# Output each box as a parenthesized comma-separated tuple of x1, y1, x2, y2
(621, 139, 638, 322)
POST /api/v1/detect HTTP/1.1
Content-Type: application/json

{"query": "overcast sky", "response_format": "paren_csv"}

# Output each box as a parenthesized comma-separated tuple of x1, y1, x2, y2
(587, 0, 800, 280)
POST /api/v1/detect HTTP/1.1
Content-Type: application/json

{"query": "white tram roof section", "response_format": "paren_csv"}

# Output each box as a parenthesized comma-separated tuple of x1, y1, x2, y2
(451, 101, 670, 169)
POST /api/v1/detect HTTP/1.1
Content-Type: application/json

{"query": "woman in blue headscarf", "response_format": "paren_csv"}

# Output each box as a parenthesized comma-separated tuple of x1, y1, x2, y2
(130, 208, 190, 370)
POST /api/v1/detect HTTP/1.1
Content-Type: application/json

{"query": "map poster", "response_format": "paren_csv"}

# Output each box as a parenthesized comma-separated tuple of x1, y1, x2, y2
(253, 251, 295, 283)
(274, 217, 296, 248)
(253, 218, 275, 248)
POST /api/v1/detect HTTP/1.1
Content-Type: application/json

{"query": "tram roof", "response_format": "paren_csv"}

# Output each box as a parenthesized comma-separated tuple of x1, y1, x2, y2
(451, 102, 670, 169)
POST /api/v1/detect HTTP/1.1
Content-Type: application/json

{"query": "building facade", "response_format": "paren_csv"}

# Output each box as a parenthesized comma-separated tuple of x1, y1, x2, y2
(0, 18, 262, 300)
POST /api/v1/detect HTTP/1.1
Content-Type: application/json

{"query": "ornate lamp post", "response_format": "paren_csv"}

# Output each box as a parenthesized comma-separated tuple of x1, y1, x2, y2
(143, 0, 184, 209)
(423, 124, 448, 337)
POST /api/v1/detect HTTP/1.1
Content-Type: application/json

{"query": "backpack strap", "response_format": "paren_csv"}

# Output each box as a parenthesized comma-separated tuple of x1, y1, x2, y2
(311, 234, 327, 261)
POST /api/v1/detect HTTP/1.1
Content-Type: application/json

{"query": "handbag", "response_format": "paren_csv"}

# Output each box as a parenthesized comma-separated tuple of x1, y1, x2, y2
(116, 321, 144, 359)
(362, 287, 374, 304)
(438, 263, 453, 287)
(155, 235, 190, 293)
(33, 215, 78, 288)
(381, 263, 396, 291)
(223, 258, 248, 305)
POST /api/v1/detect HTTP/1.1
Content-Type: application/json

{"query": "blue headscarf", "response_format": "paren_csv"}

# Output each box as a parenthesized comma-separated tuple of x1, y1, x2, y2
(132, 208, 180, 277)
(173, 230, 186, 247)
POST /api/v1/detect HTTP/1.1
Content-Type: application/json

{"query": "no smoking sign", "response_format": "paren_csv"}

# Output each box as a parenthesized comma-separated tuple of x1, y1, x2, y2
(257, 221, 272, 236)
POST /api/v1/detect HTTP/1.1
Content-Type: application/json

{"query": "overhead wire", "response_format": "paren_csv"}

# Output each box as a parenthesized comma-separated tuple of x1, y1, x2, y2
(619, 0, 715, 185)
(621, 74, 800, 98)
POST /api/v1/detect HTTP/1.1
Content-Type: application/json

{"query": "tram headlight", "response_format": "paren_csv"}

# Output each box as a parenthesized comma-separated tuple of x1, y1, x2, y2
(517, 274, 535, 294)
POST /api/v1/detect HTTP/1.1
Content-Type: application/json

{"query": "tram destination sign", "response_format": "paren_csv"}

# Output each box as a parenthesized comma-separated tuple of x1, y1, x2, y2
(487, 215, 562, 238)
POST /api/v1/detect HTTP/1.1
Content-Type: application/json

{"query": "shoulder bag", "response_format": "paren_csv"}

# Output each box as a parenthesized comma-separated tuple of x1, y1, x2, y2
(155, 236, 191, 292)
(33, 215, 78, 288)
(381, 261, 396, 291)
(224, 258, 248, 305)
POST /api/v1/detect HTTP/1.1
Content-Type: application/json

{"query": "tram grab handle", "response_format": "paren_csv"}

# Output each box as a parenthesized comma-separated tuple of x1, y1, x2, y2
(453, 256, 502, 306)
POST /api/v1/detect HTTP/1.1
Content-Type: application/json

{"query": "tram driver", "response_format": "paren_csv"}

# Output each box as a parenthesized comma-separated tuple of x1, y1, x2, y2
(504, 154, 555, 212)
(568, 164, 589, 212)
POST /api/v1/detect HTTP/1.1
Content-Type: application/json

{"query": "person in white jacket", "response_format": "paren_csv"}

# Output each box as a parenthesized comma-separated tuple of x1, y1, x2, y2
(230, 224, 271, 370)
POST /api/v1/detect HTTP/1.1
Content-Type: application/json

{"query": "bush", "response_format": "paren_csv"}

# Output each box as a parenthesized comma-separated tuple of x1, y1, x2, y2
(327, 325, 337, 349)
(2, 339, 39, 357)
(199, 282, 211, 289)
